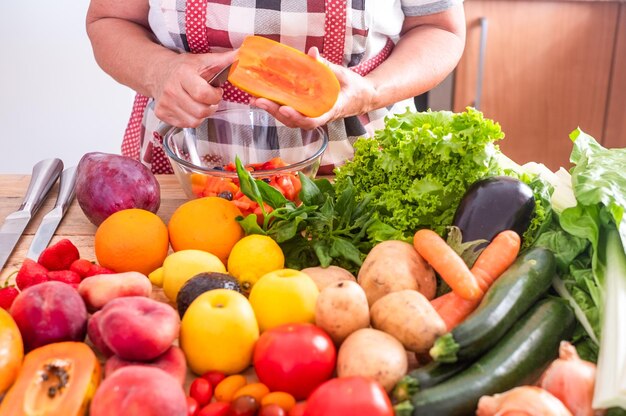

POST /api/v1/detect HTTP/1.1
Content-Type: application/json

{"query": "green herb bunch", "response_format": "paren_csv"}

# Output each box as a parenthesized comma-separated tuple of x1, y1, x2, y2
(234, 157, 402, 274)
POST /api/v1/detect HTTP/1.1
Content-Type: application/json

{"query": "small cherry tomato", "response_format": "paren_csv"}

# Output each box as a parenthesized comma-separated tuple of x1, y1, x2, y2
(190, 378, 213, 407)
(261, 392, 296, 412)
(197, 401, 230, 416)
(229, 395, 259, 416)
(201, 370, 226, 389)
(259, 404, 286, 416)
(187, 396, 199, 416)
(214, 375, 247, 402)
(288, 402, 307, 416)
(233, 382, 270, 402)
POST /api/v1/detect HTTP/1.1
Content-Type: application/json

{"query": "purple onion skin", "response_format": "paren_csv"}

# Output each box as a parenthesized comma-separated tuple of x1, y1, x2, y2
(76, 152, 161, 226)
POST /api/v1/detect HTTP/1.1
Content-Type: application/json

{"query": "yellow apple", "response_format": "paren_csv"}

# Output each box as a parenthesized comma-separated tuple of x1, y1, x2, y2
(180, 289, 259, 375)
(248, 269, 319, 332)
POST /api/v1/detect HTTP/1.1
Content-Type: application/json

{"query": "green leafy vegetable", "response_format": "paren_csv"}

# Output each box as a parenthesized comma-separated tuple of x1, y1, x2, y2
(234, 159, 403, 274)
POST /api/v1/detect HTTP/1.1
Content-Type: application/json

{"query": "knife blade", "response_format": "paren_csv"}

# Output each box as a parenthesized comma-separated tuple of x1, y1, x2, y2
(0, 158, 64, 271)
(26, 166, 78, 260)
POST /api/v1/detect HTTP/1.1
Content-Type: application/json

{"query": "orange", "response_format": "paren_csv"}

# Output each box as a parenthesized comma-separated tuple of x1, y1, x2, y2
(168, 197, 244, 264)
(94, 209, 169, 275)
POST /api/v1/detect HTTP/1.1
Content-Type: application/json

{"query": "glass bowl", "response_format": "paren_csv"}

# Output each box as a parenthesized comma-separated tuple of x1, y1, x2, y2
(162, 108, 328, 203)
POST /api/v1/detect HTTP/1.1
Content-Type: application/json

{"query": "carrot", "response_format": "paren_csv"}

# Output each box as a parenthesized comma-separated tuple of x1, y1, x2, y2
(430, 230, 522, 330)
(413, 229, 483, 301)
(471, 230, 521, 291)
(431, 291, 479, 330)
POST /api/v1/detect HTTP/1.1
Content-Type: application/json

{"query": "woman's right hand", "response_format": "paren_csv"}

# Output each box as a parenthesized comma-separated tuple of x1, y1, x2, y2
(152, 50, 236, 128)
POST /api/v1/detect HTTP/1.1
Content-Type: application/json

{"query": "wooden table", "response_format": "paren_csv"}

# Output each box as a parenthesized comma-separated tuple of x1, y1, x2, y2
(0, 175, 187, 283)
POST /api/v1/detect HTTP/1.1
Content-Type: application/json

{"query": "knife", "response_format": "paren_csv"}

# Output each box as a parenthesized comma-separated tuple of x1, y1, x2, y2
(26, 166, 78, 260)
(0, 158, 64, 271)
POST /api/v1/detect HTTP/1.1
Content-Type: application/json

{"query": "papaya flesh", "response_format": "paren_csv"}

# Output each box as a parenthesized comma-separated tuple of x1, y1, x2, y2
(0, 342, 100, 416)
(0, 308, 23, 395)
(228, 35, 340, 117)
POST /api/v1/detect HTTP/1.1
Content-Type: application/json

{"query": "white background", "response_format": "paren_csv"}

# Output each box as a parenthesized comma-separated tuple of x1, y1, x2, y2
(0, 1, 135, 174)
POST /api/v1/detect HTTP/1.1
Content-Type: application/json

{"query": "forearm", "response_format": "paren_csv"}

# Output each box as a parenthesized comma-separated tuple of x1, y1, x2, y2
(86, 7, 176, 98)
(366, 5, 466, 111)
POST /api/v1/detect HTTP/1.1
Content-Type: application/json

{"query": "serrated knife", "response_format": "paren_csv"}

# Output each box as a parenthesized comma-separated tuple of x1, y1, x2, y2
(0, 158, 64, 271)
(26, 166, 78, 260)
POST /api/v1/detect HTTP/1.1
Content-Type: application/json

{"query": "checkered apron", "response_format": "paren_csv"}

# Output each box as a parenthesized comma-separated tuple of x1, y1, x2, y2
(122, 0, 395, 174)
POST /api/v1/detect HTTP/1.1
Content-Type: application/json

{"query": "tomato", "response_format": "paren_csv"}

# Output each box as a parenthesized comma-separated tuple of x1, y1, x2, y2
(201, 370, 226, 389)
(288, 402, 307, 416)
(187, 396, 199, 416)
(190, 378, 213, 407)
(229, 395, 259, 416)
(259, 404, 286, 416)
(253, 323, 336, 400)
(303, 377, 393, 416)
(197, 402, 230, 416)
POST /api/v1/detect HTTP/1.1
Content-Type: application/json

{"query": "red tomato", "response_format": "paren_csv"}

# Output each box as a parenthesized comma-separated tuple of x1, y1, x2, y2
(229, 395, 260, 416)
(253, 323, 336, 400)
(201, 370, 226, 389)
(187, 396, 199, 416)
(303, 377, 393, 416)
(197, 402, 230, 416)
(288, 403, 307, 416)
(259, 404, 287, 416)
(190, 378, 213, 407)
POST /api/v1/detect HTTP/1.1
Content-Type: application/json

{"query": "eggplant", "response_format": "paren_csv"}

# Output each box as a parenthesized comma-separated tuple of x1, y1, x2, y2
(452, 176, 535, 243)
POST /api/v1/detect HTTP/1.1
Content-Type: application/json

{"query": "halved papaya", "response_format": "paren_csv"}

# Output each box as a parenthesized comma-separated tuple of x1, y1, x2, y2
(228, 35, 340, 117)
(0, 308, 23, 395)
(0, 342, 100, 416)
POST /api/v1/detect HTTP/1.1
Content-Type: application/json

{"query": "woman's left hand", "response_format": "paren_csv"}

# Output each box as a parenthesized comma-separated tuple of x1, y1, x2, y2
(249, 47, 377, 130)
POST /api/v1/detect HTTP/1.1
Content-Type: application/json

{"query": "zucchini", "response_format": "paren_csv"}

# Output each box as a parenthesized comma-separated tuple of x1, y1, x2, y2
(411, 298, 575, 416)
(393, 360, 472, 403)
(430, 247, 556, 363)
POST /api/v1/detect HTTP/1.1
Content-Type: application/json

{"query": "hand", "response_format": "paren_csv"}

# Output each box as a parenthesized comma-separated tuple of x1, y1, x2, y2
(152, 51, 236, 127)
(249, 47, 378, 130)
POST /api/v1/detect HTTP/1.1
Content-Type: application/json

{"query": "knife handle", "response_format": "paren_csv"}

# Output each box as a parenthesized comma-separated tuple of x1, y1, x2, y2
(19, 158, 64, 214)
(54, 166, 78, 214)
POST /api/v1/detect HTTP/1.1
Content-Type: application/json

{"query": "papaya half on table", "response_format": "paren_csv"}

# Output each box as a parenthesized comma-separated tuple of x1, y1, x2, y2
(228, 35, 340, 117)
(0, 342, 100, 416)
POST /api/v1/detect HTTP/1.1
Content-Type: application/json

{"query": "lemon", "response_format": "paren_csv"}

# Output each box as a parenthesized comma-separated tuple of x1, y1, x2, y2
(227, 235, 285, 294)
(150, 249, 227, 301)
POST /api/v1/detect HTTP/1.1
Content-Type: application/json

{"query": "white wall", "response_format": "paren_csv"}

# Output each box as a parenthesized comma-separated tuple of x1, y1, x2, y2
(0, 1, 136, 174)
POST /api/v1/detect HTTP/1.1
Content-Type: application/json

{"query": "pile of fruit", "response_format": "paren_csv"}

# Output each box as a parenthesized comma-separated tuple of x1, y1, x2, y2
(2, 111, 621, 416)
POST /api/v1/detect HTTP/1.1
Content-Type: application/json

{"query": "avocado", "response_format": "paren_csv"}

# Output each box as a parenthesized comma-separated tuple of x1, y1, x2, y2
(176, 272, 243, 318)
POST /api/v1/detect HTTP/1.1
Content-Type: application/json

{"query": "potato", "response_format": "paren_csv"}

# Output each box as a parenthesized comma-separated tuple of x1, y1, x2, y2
(370, 290, 446, 353)
(76, 152, 160, 226)
(301, 265, 356, 292)
(358, 240, 436, 306)
(337, 328, 407, 392)
(315, 280, 370, 345)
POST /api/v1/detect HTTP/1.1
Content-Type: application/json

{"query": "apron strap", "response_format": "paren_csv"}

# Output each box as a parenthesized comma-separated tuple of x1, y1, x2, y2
(121, 93, 149, 160)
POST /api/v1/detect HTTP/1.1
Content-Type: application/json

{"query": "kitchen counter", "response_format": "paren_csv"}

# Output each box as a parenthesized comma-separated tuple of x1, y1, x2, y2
(0, 174, 187, 284)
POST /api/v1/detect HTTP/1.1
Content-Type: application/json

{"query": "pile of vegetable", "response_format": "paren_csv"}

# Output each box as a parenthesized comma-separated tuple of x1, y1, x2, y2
(230, 108, 626, 415)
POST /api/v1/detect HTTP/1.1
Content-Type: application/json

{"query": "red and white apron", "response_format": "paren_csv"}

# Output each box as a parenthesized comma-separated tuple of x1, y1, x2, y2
(121, 0, 407, 175)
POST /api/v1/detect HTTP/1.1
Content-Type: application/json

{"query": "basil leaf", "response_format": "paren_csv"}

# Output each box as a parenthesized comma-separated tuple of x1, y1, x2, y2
(330, 237, 363, 267)
(313, 241, 332, 267)
(235, 157, 263, 207)
(298, 172, 325, 206)
(236, 214, 267, 236)
(256, 179, 289, 209)
(315, 178, 335, 197)
(270, 216, 305, 243)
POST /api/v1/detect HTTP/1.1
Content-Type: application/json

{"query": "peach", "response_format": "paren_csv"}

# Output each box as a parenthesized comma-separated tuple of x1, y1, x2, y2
(87, 311, 114, 357)
(97, 296, 180, 361)
(78, 271, 152, 311)
(90, 366, 187, 416)
(105, 346, 187, 385)
(10, 281, 87, 351)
